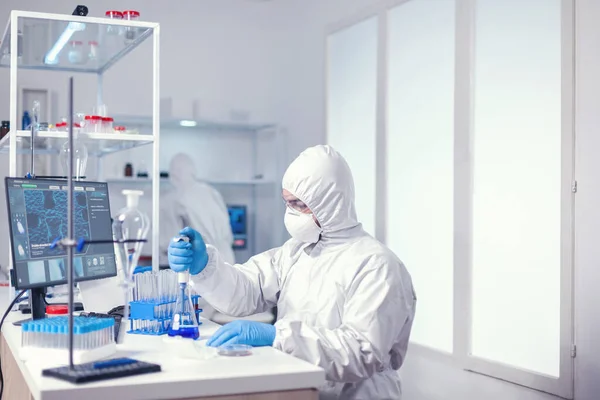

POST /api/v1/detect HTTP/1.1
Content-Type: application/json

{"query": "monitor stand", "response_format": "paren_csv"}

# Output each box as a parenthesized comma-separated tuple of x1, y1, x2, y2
(30, 287, 46, 320)
(12, 287, 46, 326)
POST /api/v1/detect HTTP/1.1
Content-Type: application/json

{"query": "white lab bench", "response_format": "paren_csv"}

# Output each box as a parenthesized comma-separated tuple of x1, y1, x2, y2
(0, 308, 325, 400)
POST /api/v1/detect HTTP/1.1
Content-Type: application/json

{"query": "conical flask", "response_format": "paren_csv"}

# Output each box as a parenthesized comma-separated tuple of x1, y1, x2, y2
(168, 272, 199, 339)
(112, 190, 150, 319)
(60, 140, 88, 180)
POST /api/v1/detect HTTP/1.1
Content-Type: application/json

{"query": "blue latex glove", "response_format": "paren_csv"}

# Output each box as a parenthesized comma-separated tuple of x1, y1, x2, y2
(167, 227, 209, 275)
(207, 320, 276, 347)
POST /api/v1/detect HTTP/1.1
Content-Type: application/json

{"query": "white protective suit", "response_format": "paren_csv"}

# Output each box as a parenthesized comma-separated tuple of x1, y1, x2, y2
(191, 145, 416, 399)
(159, 153, 235, 266)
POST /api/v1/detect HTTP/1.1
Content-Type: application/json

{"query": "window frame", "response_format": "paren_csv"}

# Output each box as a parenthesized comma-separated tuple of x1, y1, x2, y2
(325, 0, 575, 398)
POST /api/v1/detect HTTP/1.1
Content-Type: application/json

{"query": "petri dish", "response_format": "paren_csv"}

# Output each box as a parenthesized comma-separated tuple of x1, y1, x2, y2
(217, 344, 253, 357)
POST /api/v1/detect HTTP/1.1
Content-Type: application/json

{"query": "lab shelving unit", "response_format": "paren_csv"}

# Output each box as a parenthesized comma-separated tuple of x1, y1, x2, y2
(0, 11, 161, 270)
(106, 115, 287, 256)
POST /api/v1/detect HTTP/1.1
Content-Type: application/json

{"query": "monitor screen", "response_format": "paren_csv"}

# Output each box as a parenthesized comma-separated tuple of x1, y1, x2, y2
(5, 178, 118, 290)
(228, 205, 247, 249)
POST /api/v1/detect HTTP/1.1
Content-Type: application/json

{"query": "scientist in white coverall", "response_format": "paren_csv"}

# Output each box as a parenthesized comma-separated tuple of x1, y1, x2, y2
(168, 145, 416, 399)
(160, 153, 235, 266)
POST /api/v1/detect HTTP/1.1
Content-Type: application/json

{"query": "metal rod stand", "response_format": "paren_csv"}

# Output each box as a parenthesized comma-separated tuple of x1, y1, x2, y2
(67, 77, 75, 370)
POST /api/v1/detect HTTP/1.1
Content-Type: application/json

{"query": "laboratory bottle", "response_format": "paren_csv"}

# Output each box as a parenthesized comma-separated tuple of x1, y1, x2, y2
(0, 121, 9, 139)
(22, 111, 30, 130)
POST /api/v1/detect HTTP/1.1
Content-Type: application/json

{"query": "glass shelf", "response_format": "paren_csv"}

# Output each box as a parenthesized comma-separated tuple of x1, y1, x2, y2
(0, 11, 157, 74)
(105, 178, 276, 186)
(0, 130, 154, 157)
(113, 115, 277, 133)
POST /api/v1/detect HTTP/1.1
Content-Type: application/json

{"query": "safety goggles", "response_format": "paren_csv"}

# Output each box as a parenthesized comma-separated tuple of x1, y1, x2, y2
(282, 197, 310, 213)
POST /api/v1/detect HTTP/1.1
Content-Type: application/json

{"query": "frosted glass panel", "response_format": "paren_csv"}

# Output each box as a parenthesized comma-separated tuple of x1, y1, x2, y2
(386, 0, 455, 352)
(471, 0, 561, 376)
(327, 17, 377, 235)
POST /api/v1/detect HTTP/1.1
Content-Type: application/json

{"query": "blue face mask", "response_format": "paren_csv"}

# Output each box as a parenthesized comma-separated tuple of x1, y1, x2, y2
(284, 208, 321, 243)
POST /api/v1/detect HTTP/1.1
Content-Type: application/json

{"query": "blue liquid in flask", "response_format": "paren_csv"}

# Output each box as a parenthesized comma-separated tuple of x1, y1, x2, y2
(168, 280, 199, 340)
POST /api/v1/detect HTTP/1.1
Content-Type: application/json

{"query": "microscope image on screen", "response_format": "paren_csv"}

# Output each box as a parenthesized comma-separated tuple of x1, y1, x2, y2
(5, 178, 118, 290)
(48, 258, 65, 281)
(74, 257, 84, 277)
(27, 260, 46, 285)
(24, 190, 91, 258)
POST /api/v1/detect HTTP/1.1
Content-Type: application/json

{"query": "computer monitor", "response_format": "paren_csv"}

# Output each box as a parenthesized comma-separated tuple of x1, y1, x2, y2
(228, 205, 247, 250)
(5, 178, 118, 317)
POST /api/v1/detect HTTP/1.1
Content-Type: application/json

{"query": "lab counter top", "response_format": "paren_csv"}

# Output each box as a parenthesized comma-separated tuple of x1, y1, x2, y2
(1, 308, 325, 400)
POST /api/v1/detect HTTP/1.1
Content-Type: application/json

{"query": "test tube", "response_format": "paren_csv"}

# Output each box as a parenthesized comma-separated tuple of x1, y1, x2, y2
(95, 321, 98, 348)
(107, 320, 112, 345)
(41, 323, 48, 348)
(59, 323, 65, 349)
(88, 321, 93, 349)
(51, 324, 58, 349)
(93, 320, 98, 348)
(93, 320, 99, 348)
(21, 323, 28, 347)
(84, 320, 89, 350)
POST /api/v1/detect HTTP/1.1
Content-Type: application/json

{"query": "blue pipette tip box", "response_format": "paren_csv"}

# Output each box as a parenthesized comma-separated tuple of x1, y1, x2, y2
(42, 357, 161, 384)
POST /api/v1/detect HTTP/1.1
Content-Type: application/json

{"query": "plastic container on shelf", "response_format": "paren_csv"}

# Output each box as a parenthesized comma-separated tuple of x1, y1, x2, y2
(102, 117, 114, 133)
(84, 115, 102, 133)
(55, 122, 68, 132)
(46, 304, 68, 318)
(68, 41, 84, 64)
(105, 11, 123, 35)
(93, 104, 108, 118)
(74, 112, 86, 129)
(123, 10, 140, 43)
(54, 122, 81, 133)
(114, 125, 126, 134)
(88, 41, 99, 61)
(123, 10, 140, 21)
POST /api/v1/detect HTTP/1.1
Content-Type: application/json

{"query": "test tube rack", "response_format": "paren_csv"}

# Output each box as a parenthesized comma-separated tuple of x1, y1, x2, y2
(128, 295, 202, 336)
(19, 316, 117, 364)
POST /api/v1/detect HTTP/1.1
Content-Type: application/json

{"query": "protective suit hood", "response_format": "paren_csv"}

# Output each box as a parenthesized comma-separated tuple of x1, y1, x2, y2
(282, 145, 360, 235)
(169, 153, 196, 190)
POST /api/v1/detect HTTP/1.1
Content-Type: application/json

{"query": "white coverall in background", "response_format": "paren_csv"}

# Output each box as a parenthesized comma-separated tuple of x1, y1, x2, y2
(159, 153, 235, 266)
(190, 145, 417, 399)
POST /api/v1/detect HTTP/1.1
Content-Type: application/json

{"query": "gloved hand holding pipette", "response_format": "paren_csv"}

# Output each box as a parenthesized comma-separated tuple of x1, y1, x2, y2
(167, 233, 201, 340)
(168, 227, 209, 275)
